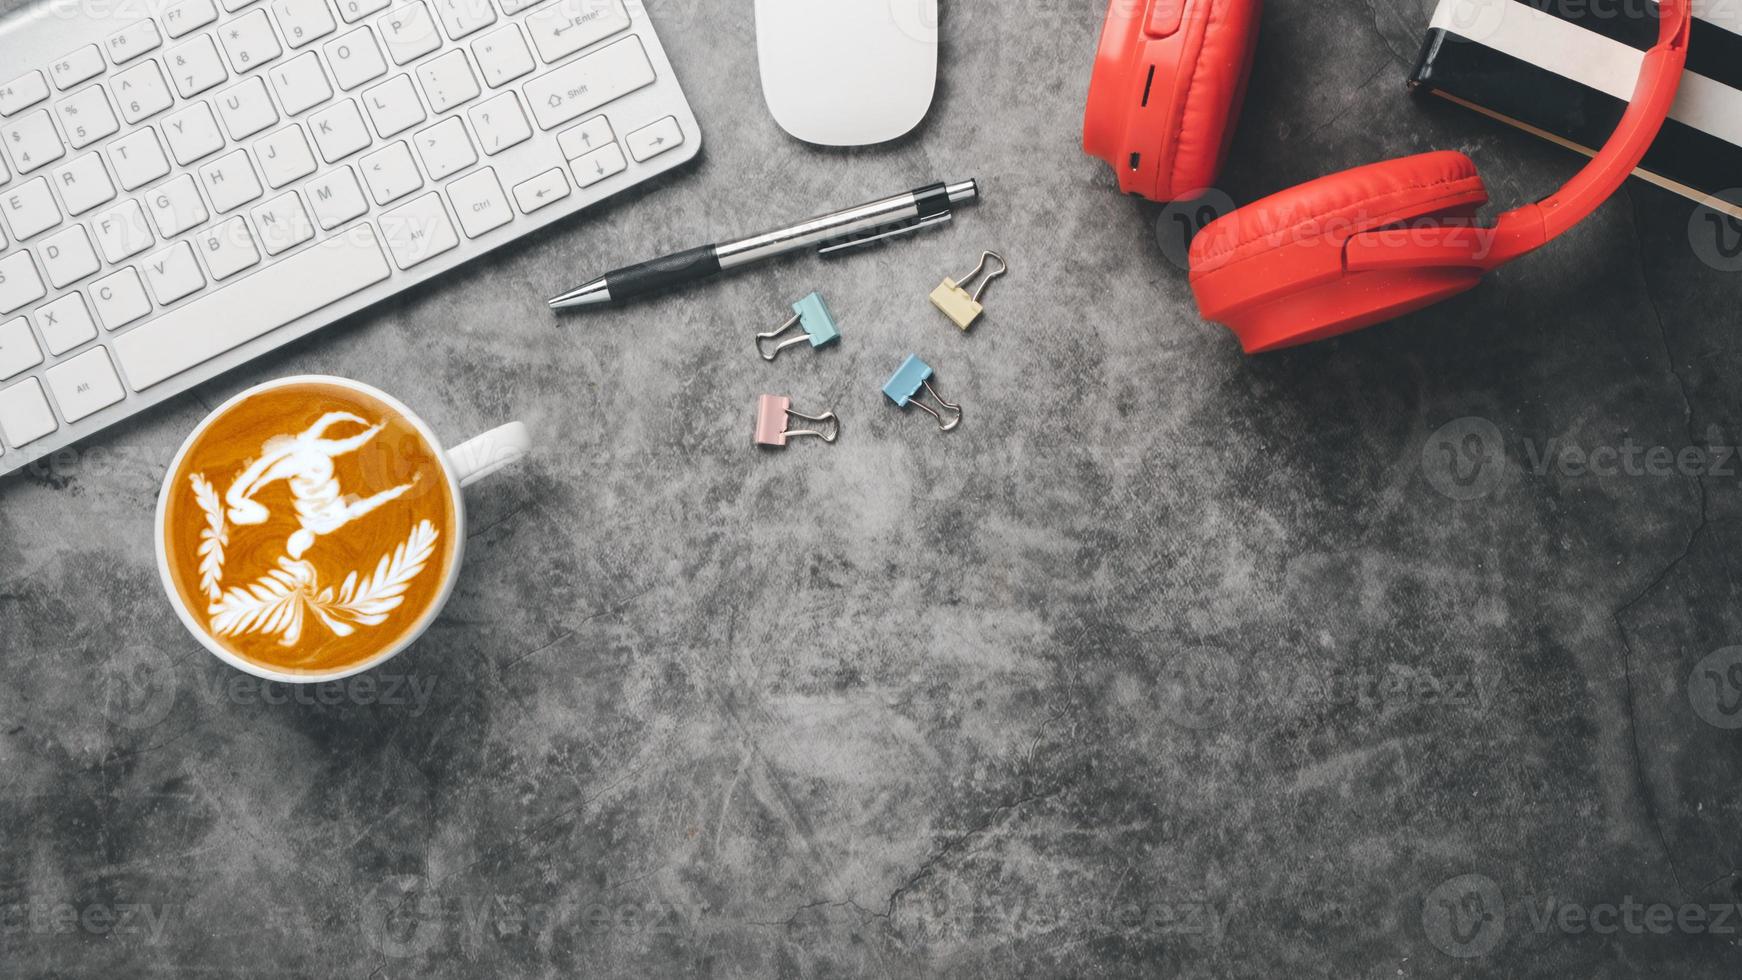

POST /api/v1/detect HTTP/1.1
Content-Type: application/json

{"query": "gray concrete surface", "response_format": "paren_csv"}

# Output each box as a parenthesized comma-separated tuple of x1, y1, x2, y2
(4, 0, 1742, 975)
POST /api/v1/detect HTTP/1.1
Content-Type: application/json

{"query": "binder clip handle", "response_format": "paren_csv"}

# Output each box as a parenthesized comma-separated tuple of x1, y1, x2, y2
(955, 251, 1008, 304)
(882, 355, 963, 432)
(756, 292, 842, 361)
(755, 395, 839, 447)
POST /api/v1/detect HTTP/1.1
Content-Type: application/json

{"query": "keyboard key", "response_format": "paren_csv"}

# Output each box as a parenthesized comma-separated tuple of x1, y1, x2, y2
(36, 292, 98, 355)
(360, 140, 421, 204)
(108, 128, 171, 190)
(556, 114, 610, 158)
(377, 2, 442, 64)
(472, 24, 533, 87)
(220, 10, 284, 72)
(216, 75, 279, 139)
(45, 347, 125, 422)
(147, 174, 210, 238)
(221, 0, 261, 11)
(48, 48, 104, 91)
(55, 86, 120, 149)
(194, 216, 261, 279)
(0, 252, 46, 314)
(447, 166, 509, 237)
(91, 268, 153, 329)
(413, 116, 474, 180)
(113, 60, 176, 123)
(250, 191, 315, 254)
(309, 98, 371, 161)
(415, 49, 478, 112)
(0, 317, 43, 380)
(626, 114, 682, 162)
(304, 165, 367, 227)
(336, 0, 392, 21)
(199, 149, 263, 212)
(269, 52, 333, 114)
(0, 378, 57, 447)
(142, 240, 206, 303)
(272, 0, 338, 47)
(106, 20, 164, 65)
(255, 124, 317, 187)
(92, 200, 155, 262)
(0, 71, 49, 115)
(3, 109, 67, 174)
(41, 226, 102, 287)
(378, 192, 456, 267)
(467, 91, 529, 154)
(362, 74, 425, 137)
(3, 177, 61, 240)
(163, 101, 225, 164)
(432, 0, 494, 40)
(570, 140, 622, 188)
(53, 152, 116, 216)
(523, 36, 654, 130)
(168, 35, 230, 98)
(524, 0, 628, 63)
(114, 225, 391, 390)
(163, 0, 220, 38)
(510, 166, 566, 213)
(325, 27, 389, 90)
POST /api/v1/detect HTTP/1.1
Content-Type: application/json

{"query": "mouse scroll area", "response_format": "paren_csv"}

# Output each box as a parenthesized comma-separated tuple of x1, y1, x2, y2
(754, 0, 940, 146)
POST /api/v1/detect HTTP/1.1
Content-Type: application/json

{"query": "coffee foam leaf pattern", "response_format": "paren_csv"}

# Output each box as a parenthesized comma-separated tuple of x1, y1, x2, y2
(190, 473, 228, 603)
(207, 520, 440, 651)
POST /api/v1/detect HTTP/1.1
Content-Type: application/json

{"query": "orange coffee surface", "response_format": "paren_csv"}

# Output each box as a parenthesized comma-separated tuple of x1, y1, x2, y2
(162, 382, 458, 674)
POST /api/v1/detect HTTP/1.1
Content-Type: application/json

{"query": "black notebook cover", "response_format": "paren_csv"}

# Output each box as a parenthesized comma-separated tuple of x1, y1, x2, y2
(1410, 0, 1742, 216)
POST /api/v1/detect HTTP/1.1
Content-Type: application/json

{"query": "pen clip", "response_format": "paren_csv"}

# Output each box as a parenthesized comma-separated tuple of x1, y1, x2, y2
(817, 212, 954, 257)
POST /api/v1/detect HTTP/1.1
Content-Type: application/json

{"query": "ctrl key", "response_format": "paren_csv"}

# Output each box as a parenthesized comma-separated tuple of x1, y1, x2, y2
(0, 377, 58, 449)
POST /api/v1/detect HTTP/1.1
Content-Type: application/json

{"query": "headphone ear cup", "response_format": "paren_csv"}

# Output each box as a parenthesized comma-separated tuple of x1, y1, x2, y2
(1083, 0, 1261, 202)
(1188, 151, 1491, 352)
(1164, 0, 1261, 201)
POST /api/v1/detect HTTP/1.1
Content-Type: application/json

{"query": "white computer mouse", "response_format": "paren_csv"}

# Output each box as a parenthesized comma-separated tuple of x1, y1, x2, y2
(754, 0, 939, 146)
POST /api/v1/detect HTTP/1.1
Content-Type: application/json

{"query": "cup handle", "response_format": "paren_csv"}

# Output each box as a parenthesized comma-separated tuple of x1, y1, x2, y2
(447, 421, 531, 488)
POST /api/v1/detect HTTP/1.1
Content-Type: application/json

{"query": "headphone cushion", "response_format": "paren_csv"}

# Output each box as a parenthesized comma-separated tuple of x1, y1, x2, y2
(1189, 151, 1487, 275)
(1165, 0, 1262, 200)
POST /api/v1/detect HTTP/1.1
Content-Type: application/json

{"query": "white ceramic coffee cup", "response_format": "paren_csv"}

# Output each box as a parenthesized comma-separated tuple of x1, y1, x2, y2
(154, 375, 531, 684)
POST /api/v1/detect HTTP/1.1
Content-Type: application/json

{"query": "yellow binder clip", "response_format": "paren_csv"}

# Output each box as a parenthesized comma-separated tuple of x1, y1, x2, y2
(929, 251, 1008, 330)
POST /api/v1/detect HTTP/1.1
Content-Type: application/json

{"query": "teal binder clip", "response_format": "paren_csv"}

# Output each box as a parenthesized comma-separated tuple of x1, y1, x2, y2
(882, 354, 962, 431)
(757, 291, 842, 361)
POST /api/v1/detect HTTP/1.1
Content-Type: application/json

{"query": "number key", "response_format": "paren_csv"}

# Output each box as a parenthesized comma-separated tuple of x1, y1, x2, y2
(1, 110, 66, 174)
(168, 35, 230, 98)
(219, 9, 284, 72)
(272, 0, 338, 48)
(54, 86, 119, 149)
(113, 60, 175, 123)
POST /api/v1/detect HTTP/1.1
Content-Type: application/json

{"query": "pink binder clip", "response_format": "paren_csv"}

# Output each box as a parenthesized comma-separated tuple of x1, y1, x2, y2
(755, 395, 838, 448)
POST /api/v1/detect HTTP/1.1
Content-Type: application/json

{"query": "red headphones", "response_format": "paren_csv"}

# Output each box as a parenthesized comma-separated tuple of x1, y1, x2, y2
(1083, 0, 1693, 353)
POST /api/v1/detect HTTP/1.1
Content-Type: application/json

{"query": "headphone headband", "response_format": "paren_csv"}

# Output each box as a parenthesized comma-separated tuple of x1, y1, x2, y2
(1346, 0, 1691, 274)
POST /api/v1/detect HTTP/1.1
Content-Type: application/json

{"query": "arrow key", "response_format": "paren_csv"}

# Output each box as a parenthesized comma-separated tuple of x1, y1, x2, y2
(570, 141, 623, 189)
(511, 167, 568, 215)
(625, 115, 682, 163)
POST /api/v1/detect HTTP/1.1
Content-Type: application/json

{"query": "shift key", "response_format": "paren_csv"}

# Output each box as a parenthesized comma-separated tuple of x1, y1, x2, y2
(523, 35, 654, 130)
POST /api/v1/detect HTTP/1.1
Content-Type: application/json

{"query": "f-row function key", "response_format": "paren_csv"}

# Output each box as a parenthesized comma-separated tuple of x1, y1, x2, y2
(163, 0, 221, 38)
(49, 47, 104, 91)
(105, 19, 164, 65)
(0, 72, 49, 116)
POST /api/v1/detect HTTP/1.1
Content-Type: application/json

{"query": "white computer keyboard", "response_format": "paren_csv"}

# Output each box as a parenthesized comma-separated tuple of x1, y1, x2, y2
(0, 0, 697, 475)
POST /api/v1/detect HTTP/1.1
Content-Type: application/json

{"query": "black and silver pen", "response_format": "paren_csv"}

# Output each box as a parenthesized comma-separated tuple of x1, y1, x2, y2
(547, 178, 980, 311)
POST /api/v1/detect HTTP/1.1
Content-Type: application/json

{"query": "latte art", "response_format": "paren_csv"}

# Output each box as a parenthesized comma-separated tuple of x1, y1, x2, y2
(161, 382, 459, 675)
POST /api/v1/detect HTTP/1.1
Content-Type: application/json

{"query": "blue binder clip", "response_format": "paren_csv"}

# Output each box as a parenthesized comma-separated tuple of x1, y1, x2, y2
(882, 354, 962, 431)
(757, 291, 841, 361)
